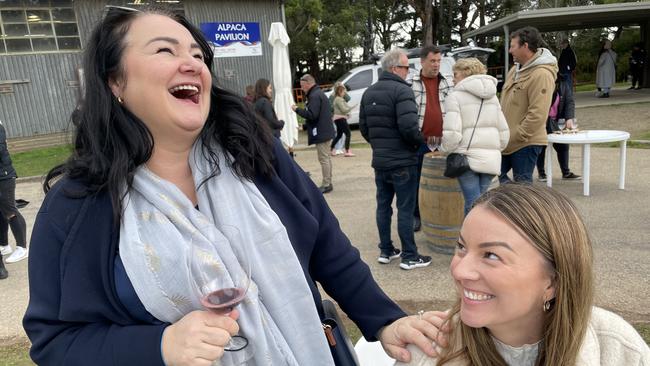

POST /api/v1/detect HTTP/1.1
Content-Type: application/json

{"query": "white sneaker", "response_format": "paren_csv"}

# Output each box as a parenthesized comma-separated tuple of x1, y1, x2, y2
(6, 247, 28, 263)
(0, 245, 12, 256)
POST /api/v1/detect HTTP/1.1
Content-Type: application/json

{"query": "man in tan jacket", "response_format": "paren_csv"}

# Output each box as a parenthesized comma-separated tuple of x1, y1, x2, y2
(499, 26, 558, 183)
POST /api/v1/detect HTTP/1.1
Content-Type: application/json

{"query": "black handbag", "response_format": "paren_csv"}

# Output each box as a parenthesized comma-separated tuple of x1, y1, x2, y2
(444, 99, 484, 178)
(321, 299, 360, 366)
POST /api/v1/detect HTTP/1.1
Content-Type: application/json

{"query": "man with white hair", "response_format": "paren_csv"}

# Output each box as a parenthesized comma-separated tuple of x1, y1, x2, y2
(359, 49, 430, 270)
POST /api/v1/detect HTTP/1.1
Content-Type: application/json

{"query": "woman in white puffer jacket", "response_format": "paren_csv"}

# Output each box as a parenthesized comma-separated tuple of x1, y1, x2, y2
(441, 58, 509, 215)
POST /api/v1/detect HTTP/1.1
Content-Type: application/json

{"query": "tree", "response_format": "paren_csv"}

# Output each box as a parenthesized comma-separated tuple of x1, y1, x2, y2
(285, 0, 323, 79)
(371, 0, 413, 51)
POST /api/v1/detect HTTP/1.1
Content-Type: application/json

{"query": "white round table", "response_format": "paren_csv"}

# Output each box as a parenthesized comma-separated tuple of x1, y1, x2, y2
(546, 130, 630, 196)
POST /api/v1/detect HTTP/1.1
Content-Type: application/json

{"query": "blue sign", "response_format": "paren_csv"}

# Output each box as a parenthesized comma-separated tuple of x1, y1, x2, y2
(201, 22, 262, 58)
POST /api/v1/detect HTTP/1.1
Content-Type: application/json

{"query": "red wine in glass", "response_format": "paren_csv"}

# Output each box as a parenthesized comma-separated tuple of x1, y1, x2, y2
(201, 287, 246, 315)
(188, 227, 251, 352)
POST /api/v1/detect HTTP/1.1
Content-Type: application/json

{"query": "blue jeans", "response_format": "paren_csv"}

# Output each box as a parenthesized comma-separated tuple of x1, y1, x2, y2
(457, 170, 494, 215)
(561, 72, 573, 92)
(375, 165, 419, 260)
(499, 145, 543, 184)
(413, 144, 431, 219)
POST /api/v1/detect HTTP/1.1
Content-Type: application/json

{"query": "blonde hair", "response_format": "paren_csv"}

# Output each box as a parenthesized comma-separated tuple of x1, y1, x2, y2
(452, 58, 487, 79)
(438, 184, 594, 366)
(335, 84, 346, 97)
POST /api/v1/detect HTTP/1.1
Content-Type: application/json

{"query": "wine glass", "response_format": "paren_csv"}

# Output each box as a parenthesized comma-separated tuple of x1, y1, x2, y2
(427, 136, 442, 151)
(187, 226, 251, 352)
(557, 118, 567, 131)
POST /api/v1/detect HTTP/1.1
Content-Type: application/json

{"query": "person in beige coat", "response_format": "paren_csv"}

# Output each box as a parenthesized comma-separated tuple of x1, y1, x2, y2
(331, 84, 356, 157)
(395, 184, 650, 366)
(499, 27, 558, 184)
(441, 58, 509, 215)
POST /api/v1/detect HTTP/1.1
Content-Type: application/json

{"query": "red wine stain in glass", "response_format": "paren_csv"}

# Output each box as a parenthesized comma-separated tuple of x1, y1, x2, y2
(201, 287, 246, 314)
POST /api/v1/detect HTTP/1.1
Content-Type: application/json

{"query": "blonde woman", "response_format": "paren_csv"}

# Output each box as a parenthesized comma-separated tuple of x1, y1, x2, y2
(398, 184, 650, 366)
(440, 58, 509, 215)
(331, 84, 356, 156)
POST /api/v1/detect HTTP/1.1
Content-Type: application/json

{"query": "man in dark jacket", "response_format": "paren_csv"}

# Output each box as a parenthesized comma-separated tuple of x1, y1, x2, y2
(293, 74, 335, 193)
(629, 43, 646, 90)
(558, 39, 577, 90)
(360, 49, 430, 270)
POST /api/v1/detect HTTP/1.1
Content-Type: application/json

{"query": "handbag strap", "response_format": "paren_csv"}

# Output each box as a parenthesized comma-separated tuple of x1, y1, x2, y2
(465, 99, 484, 150)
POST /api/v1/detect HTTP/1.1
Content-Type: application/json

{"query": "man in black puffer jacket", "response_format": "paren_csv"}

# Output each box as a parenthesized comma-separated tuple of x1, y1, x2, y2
(360, 49, 430, 271)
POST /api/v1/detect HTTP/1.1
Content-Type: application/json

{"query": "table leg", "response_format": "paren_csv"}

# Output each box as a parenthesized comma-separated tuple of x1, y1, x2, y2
(619, 140, 627, 190)
(546, 143, 553, 188)
(582, 144, 590, 196)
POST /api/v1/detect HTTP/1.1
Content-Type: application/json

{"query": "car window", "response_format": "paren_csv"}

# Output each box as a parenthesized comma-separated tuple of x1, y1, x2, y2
(345, 69, 373, 91)
(336, 71, 353, 84)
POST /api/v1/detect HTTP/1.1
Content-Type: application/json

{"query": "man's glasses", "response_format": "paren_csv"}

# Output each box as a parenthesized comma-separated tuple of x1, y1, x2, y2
(394, 65, 410, 70)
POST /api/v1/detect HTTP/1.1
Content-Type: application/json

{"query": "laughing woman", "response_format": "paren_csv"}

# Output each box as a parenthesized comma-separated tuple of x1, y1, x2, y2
(398, 184, 650, 366)
(23, 6, 439, 366)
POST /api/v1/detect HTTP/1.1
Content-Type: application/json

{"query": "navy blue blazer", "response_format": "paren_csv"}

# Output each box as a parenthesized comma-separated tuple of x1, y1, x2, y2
(23, 140, 405, 366)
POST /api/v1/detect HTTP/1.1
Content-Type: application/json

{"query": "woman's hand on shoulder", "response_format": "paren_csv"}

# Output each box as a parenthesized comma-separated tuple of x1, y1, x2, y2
(161, 310, 239, 366)
(378, 310, 451, 363)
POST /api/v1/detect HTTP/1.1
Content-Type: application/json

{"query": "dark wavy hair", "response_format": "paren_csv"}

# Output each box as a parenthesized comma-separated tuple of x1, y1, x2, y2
(46, 6, 275, 222)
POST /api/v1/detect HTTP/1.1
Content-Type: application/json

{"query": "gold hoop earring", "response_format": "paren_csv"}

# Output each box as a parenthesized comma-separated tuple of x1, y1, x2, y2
(117, 96, 124, 104)
(543, 300, 551, 312)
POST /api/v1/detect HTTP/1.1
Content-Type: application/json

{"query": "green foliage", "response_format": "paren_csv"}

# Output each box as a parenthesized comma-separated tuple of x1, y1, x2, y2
(286, 0, 648, 85)
(12, 144, 72, 178)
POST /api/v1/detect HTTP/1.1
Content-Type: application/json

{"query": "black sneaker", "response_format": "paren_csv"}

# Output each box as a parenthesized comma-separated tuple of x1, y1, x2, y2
(0, 266, 7, 280)
(538, 173, 547, 182)
(413, 217, 421, 232)
(319, 185, 333, 194)
(562, 172, 581, 180)
(378, 248, 401, 264)
(399, 255, 432, 270)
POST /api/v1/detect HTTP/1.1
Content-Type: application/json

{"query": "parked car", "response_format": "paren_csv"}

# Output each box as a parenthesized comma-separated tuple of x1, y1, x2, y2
(325, 46, 495, 126)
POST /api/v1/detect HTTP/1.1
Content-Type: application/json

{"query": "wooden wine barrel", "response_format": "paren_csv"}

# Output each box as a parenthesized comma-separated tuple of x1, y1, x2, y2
(419, 153, 465, 254)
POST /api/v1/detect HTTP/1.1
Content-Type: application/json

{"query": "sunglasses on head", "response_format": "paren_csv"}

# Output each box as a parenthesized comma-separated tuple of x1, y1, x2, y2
(104, 5, 141, 17)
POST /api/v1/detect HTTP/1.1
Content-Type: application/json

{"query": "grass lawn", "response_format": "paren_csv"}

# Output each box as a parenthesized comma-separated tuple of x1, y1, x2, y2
(0, 340, 32, 366)
(12, 145, 72, 178)
(574, 81, 628, 93)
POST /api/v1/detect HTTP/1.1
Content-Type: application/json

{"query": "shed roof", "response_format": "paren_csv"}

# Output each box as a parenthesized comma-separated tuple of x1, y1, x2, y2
(464, 2, 650, 38)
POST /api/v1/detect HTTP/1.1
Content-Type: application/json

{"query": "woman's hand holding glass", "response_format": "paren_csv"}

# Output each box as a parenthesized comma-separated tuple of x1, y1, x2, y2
(188, 227, 251, 352)
(161, 310, 240, 366)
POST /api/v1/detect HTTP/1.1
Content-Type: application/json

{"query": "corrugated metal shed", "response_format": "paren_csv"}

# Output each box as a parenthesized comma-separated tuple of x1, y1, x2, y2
(0, 0, 283, 138)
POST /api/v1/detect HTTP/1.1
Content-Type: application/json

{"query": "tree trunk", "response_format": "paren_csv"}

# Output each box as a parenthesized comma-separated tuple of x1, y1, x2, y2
(424, 0, 434, 46)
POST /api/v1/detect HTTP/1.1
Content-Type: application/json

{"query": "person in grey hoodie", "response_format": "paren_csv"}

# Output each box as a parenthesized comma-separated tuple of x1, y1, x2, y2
(441, 58, 509, 215)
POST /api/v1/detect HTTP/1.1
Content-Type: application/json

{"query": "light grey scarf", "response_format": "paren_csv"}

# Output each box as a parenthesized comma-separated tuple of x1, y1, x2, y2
(119, 143, 334, 365)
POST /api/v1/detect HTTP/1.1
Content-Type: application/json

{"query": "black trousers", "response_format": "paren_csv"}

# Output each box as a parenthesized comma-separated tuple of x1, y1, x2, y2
(331, 118, 351, 150)
(631, 67, 643, 88)
(536, 143, 570, 176)
(0, 178, 27, 248)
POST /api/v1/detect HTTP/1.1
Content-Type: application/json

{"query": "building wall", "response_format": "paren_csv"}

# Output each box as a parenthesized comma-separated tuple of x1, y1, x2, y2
(0, 0, 282, 139)
(185, 1, 284, 93)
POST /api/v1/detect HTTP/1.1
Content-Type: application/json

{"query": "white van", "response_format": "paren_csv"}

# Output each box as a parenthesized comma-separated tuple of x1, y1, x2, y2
(326, 46, 494, 125)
